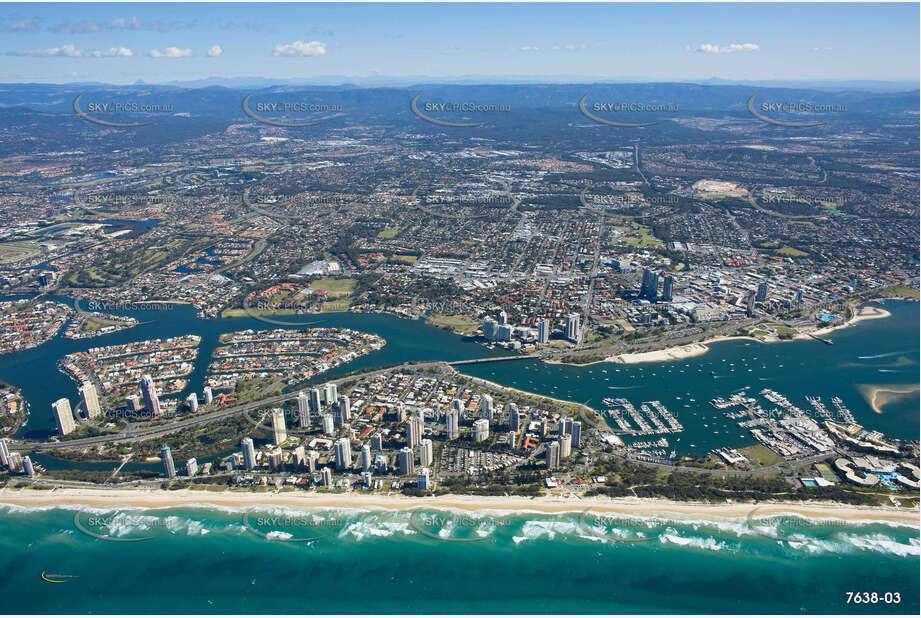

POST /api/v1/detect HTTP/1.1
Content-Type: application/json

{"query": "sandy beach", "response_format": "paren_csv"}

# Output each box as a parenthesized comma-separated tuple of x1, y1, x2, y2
(1, 487, 918, 526)
(810, 303, 892, 336)
(603, 303, 895, 365)
(608, 342, 710, 364)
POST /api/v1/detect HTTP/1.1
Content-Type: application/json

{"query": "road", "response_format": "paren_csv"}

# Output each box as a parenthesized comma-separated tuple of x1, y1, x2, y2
(12, 362, 444, 452)
(544, 317, 762, 362)
(620, 450, 837, 477)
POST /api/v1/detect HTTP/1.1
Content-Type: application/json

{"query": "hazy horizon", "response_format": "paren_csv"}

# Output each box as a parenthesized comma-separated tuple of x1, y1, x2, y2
(1, 2, 918, 84)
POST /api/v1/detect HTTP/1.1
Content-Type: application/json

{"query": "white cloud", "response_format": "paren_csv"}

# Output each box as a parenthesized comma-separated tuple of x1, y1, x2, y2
(6, 43, 134, 58)
(14, 43, 83, 57)
(0, 18, 39, 33)
(51, 16, 176, 34)
(90, 46, 134, 58)
(207, 44, 223, 57)
(149, 46, 193, 58)
(272, 40, 327, 57)
(550, 43, 586, 52)
(519, 46, 540, 52)
(693, 43, 760, 54)
(105, 17, 142, 31)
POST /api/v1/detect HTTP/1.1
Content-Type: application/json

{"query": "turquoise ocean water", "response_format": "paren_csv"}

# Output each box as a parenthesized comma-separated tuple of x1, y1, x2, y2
(0, 505, 918, 614)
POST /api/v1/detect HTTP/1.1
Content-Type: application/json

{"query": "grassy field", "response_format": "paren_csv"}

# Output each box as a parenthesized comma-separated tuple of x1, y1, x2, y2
(739, 444, 784, 468)
(75, 317, 112, 334)
(614, 223, 663, 248)
(388, 255, 418, 265)
(766, 324, 799, 338)
(775, 245, 809, 257)
(320, 300, 351, 312)
(309, 278, 356, 299)
(426, 313, 480, 335)
(0, 241, 42, 264)
(877, 284, 920, 301)
(220, 307, 303, 318)
(376, 226, 403, 239)
(222, 278, 356, 317)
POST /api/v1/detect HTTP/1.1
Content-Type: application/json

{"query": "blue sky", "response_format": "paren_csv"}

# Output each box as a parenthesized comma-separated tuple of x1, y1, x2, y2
(0, 2, 917, 84)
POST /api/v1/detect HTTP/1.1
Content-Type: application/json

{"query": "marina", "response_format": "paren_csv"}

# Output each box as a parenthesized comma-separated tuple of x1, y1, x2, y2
(710, 389, 860, 460)
(601, 398, 683, 436)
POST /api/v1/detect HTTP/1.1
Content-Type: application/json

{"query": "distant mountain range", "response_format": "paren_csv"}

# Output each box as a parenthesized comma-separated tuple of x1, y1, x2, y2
(1, 81, 917, 114)
(0, 80, 915, 158)
(165, 76, 920, 92)
(2, 76, 916, 92)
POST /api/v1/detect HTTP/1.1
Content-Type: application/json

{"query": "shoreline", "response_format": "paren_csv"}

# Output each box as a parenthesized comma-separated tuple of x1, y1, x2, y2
(603, 302, 895, 366)
(809, 303, 892, 336)
(608, 342, 711, 364)
(455, 371, 603, 423)
(1, 487, 917, 526)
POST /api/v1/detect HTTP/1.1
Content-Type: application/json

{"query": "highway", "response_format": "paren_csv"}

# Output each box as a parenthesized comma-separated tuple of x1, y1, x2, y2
(448, 355, 539, 365)
(14, 356, 540, 451)
(12, 361, 444, 452)
(619, 449, 837, 478)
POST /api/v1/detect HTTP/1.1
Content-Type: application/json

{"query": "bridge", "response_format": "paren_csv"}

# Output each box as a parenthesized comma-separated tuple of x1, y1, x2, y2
(448, 354, 537, 366)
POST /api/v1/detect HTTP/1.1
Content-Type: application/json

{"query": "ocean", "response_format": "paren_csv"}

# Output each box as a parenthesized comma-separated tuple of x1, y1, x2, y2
(0, 505, 917, 614)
